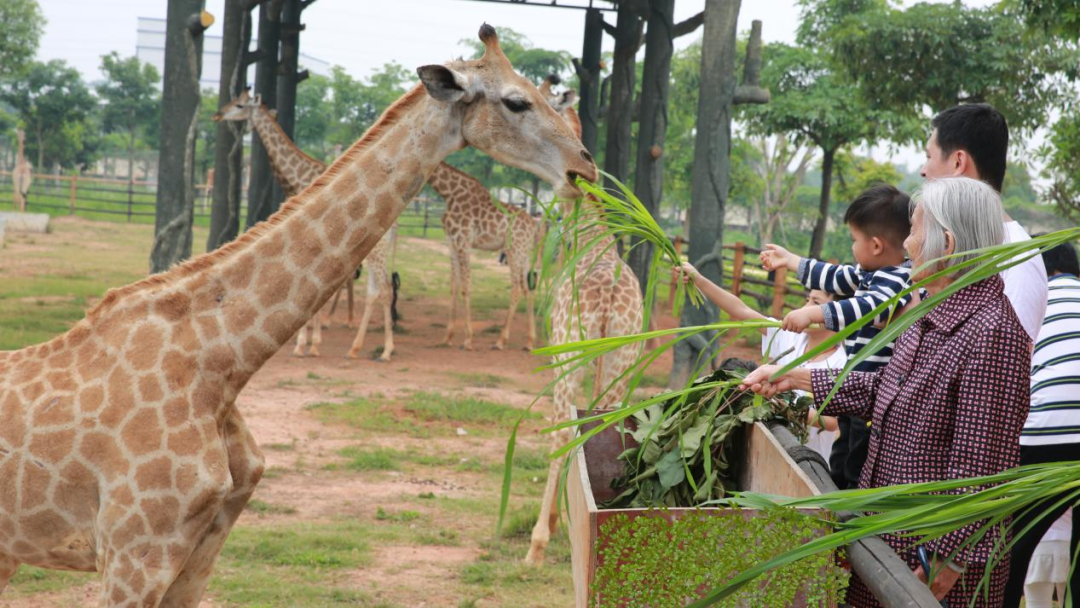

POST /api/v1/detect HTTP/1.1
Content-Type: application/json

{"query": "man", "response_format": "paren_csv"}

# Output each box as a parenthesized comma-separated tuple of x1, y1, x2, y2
(1003, 240, 1080, 607)
(920, 103, 1048, 342)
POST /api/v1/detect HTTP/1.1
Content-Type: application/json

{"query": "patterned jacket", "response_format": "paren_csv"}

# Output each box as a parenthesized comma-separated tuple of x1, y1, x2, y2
(811, 275, 1030, 568)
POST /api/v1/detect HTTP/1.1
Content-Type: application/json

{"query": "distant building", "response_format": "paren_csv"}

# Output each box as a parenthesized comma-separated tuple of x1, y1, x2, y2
(136, 17, 330, 88)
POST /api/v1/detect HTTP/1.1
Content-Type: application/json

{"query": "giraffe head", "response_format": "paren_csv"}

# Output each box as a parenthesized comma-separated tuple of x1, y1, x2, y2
(212, 88, 276, 123)
(417, 24, 596, 199)
(539, 74, 583, 140)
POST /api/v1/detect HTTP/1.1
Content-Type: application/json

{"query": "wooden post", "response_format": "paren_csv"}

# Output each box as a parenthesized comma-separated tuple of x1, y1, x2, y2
(601, 0, 645, 188)
(732, 242, 745, 297)
(68, 176, 76, 215)
(575, 8, 604, 155)
(771, 266, 787, 318)
(422, 198, 429, 238)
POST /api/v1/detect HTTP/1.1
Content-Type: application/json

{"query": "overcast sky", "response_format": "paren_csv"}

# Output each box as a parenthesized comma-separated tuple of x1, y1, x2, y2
(37, 0, 1000, 173)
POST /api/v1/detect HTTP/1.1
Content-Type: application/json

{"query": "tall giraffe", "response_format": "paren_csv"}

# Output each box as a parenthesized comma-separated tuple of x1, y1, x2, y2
(525, 82, 644, 566)
(213, 91, 398, 360)
(428, 163, 544, 350)
(0, 25, 596, 607)
(12, 128, 32, 212)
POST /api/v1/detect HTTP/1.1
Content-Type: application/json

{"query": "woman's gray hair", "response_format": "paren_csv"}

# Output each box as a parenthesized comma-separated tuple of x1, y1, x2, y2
(911, 177, 1005, 278)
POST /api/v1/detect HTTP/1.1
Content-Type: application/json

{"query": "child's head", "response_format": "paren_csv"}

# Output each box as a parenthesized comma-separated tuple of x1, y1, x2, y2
(806, 289, 836, 307)
(843, 184, 911, 270)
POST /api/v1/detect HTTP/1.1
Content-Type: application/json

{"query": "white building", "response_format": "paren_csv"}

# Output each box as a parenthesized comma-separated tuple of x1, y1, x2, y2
(136, 17, 330, 88)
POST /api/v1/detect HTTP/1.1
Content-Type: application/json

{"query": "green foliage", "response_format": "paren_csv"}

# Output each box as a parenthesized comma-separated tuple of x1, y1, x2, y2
(460, 27, 572, 83)
(1040, 107, 1080, 222)
(602, 367, 812, 509)
(96, 52, 161, 177)
(195, 88, 219, 181)
(0, 59, 98, 169)
(830, 2, 1080, 139)
(401, 391, 540, 429)
(591, 509, 847, 608)
(0, 0, 44, 79)
(295, 72, 332, 158)
(1009, 0, 1080, 41)
(322, 63, 412, 151)
(832, 151, 903, 206)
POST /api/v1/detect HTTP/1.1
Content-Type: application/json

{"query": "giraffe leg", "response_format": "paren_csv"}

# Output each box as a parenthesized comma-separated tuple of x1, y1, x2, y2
(159, 410, 265, 608)
(347, 289, 377, 360)
(526, 352, 584, 566)
(0, 554, 19, 595)
(309, 312, 323, 358)
(347, 276, 357, 328)
(524, 286, 536, 352)
(441, 248, 461, 347)
(495, 283, 522, 351)
(378, 294, 394, 362)
(459, 250, 474, 351)
(292, 321, 310, 357)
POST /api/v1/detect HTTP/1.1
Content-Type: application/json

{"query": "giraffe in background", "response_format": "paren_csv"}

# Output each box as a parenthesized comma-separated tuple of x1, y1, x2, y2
(12, 129, 32, 212)
(427, 163, 545, 351)
(526, 79, 644, 566)
(0, 25, 596, 606)
(214, 90, 399, 359)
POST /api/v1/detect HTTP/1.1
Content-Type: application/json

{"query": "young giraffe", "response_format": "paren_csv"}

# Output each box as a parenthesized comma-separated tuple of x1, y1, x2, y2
(12, 128, 32, 212)
(0, 25, 596, 607)
(525, 86, 645, 566)
(213, 91, 398, 360)
(428, 163, 545, 350)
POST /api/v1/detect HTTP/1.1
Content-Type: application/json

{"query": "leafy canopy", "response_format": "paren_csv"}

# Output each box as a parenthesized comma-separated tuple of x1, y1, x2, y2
(96, 53, 160, 146)
(0, 0, 45, 79)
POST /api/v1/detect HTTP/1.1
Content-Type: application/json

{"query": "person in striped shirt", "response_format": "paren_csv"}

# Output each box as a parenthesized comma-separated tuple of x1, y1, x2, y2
(761, 184, 912, 489)
(1004, 239, 1080, 606)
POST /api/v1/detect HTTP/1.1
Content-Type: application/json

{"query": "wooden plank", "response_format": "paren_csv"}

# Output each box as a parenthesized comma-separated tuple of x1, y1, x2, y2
(741, 422, 820, 497)
(567, 443, 596, 608)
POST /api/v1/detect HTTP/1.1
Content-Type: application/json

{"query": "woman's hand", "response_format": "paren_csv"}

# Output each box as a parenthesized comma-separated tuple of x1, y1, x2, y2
(739, 365, 812, 397)
(914, 559, 962, 601)
(674, 262, 697, 285)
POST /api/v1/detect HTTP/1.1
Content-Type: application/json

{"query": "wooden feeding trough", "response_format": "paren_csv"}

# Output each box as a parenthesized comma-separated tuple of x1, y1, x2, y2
(566, 412, 941, 608)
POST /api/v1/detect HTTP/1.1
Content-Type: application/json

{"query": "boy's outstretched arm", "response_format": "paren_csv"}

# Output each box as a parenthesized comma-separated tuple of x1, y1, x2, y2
(797, 257, 861, 296)
(821, 266, 912, 332)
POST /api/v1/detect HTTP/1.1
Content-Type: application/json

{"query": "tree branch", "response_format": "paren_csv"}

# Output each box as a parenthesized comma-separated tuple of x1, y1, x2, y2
(673, 11, 704, 38)
(601, 17, 617, 38)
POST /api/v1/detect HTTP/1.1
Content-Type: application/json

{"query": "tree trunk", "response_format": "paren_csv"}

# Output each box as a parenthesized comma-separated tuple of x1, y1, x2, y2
(809, 146, 836, 259)
(602, 1, 644, 187)
(671, 0, 743, 386)
(245, 0, 282, 228)
(151, 0, 207, 273)
(208, 0, 250, 251)
(577, 8, 604, 155)
(628, 0, 675, 296)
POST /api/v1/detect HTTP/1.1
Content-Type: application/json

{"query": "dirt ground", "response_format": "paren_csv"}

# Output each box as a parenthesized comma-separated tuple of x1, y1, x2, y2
(0, 218, 758, 607)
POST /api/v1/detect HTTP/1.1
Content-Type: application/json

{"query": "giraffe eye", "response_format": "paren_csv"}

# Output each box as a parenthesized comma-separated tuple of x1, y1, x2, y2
(502, 97, 531, 113)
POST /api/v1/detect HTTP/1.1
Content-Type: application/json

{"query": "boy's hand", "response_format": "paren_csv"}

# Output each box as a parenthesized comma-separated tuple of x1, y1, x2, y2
(761, 244, 799, 272)
(674, 262, 697, 285)
(782, 308, 814, 333)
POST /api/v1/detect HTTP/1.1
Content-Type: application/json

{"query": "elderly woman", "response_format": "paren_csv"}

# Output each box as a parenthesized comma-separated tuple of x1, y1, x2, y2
(741, 177, 1031, 607)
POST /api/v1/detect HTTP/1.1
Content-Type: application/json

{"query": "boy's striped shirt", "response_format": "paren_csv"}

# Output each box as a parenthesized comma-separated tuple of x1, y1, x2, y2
(797, 258, 912, 372)
(1022, 274, 1080, 446)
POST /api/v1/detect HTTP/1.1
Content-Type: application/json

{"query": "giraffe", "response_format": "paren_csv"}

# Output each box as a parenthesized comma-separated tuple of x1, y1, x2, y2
(525, 81, 645, 566)
(213, 90, 399, 359)
(428, 163, 544, 350)
(12, 128, 32, 212)
(0, 25, 596, 607)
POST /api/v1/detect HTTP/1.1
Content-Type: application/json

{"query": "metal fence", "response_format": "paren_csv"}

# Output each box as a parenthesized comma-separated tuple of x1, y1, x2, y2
(0, 171, 450, 236)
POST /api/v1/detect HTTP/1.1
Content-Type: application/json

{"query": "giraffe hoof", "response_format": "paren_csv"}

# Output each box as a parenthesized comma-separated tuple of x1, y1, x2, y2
(291, 350, 305, 358)
(492, 343, 506, 351)
(460, 343, 474, 351)
(308, 350, 321, 358)
(524, 548, 546, 567)
(345, 352, 358, 360)
(522, 344, 534, 352)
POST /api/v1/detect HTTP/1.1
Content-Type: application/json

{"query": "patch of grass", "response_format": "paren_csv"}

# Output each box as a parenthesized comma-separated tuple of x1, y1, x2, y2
(262, 465, 291, 479)
(307, 396, 430, 438)
(501, 504, 540, 539)
(403, 392, 538, 430)
(461, 562, 496, 585)
(416, 528, 460, 546)
(246, 499, 298, 516)
(375, 507, 420, 523)
(449, 371, 507, 388)
(265, 442, 296, 452)
(7, 566, 95, 596)
(222, 521, 372, 569)
(418, 491, 436, 499)
(333, 447, 403, 472)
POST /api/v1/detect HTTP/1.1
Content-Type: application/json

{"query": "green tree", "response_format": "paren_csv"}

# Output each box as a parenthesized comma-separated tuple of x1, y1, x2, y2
(0, 0, 44, 79)
(195, 88, 218, 182)
(96, 52, 160, 182)
(1010, 0, 1080, 41)
(295, 72, 331, 158)
(1041, 109, 1080, 222)
(326, 63, 411, 151)
(831, 2, 1080, 139)
(1, 59, 97, 170)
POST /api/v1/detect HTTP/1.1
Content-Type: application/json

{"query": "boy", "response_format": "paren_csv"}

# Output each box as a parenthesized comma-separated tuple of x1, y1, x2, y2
(761, 184, 912, 489)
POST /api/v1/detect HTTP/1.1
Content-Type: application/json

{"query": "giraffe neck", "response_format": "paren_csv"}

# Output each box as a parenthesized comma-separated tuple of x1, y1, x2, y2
(89, 86, 462, 407)
(249, 105, 326, 197)
(16, 130, 24, 164)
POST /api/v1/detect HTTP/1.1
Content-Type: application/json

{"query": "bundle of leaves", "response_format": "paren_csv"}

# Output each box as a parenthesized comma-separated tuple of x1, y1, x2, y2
(591, 509, 848, 608)
(602, 366, 813, 509)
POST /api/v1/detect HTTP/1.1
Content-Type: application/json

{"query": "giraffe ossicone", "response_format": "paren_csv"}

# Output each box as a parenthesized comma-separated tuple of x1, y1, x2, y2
(0, 25, 595, 607)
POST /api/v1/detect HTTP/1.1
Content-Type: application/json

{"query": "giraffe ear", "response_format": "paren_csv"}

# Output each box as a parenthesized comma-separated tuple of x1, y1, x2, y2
(550, 90, 577, 112)
(417, 65, 473, 103)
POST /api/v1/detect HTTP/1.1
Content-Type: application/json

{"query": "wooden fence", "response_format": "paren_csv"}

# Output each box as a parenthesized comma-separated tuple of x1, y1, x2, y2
(669, 238, 809, 318)
(0, 171, 450, 236)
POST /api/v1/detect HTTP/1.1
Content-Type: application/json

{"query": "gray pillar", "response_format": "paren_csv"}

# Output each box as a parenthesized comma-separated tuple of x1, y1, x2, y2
(602, 1, 644, 187)
(628, 0, 675, 295)
(577, 8, 604, 155)
(245, 0, 281, 228)
(151, 0, 210, 273)
(208, 0, 250, 251)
